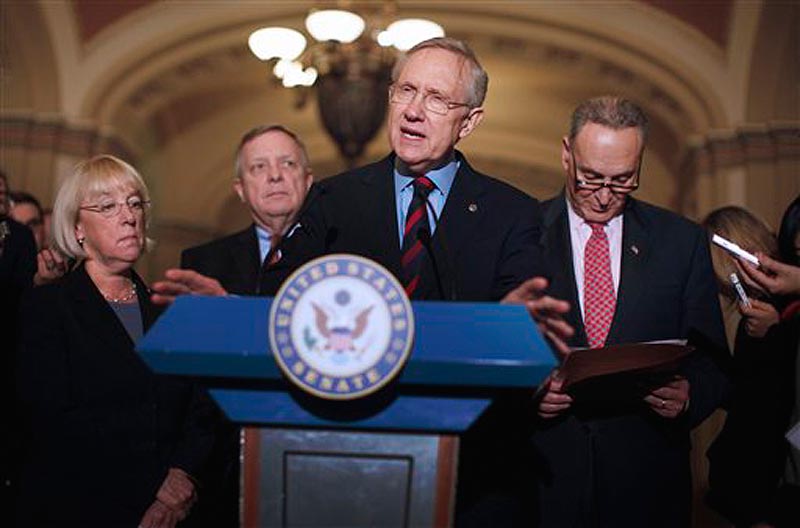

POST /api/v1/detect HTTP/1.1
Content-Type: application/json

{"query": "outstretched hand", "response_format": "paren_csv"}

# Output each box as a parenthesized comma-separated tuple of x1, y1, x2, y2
(735, 252, 800, 297)
(502, 277, 574, 357)
(151, 268, 228, 305)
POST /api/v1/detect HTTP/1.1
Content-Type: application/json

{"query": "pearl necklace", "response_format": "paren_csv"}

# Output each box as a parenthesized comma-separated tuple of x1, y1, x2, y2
(102, 281, 137, 303)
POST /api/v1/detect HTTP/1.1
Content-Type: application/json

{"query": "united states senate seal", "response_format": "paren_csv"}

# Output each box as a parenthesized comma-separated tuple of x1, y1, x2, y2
(269, 254, 414, 400)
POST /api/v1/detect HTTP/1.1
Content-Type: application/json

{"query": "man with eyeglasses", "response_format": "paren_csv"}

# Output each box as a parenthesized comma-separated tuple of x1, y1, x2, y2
(298, 37, 572, 524)
(526, 96, 729, 527)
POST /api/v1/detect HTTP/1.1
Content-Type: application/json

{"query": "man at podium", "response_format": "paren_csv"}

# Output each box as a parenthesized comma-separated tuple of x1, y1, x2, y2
(152, 36, 573, 526)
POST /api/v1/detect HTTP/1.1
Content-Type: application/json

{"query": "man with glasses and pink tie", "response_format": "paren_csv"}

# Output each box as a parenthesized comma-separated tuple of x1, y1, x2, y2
(528, 96, 730, 527)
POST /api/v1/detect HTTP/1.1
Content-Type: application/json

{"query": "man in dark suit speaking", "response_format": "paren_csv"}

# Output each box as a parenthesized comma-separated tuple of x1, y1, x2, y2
(154, 38, 570, 341)
(530, 96, 730, 527)
(152, 37, 573, 523)
(305, 37, 544, 304)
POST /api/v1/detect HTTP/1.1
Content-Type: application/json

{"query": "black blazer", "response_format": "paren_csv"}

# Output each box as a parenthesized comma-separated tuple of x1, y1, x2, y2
(181, 225, 262, 295)
(305, 152, 542, 300)
(181, 186, 323, 296)
(15, 263, 218, 527)
(526, 194, 730, 527)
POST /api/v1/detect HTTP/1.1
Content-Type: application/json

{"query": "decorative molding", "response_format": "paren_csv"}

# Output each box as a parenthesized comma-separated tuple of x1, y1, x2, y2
(686, 122, 800, 168)
(0, 112, 135, 162)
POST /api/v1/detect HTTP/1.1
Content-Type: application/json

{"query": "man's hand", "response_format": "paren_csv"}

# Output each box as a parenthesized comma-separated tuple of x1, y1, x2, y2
(33, 248, 67, 286)
(736, 252, 800, 297)
(537, 369, 573, 419)
(138, 467, 197, 527)
(138, 499, 183, 528)
(156, 467, 197, 513)
(151, 269, 228, 305)
(739, 298, 779, 338)
(503, 277, 574, 356)
(644, 377, 690, 419)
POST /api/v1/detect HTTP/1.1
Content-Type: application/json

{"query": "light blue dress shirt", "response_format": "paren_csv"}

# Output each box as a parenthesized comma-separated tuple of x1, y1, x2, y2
(393, 160, 459, 246)
(255, 223, 302, 263)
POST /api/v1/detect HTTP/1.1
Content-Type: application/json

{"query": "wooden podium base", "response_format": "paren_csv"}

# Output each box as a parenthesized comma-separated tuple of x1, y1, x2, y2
(242, 428, 458, 527)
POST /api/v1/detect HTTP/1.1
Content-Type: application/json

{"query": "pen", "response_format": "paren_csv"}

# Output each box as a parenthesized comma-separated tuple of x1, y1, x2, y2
(729, 272, 752, 309)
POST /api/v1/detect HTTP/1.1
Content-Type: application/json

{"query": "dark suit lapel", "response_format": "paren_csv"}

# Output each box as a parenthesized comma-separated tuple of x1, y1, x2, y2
(436, 155, 485, 261)
(66, 264, 135, 353)
(606, 198, 650, 344)
(541, 194, 587, 347)
(232, 225, 261, 289)
(362, 155, 403, 277)
(131, 270, 163, 333)
(420, 155, 487, 299)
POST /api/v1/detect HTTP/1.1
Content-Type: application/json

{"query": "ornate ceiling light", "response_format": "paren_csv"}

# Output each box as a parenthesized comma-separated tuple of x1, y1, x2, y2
(248, 5, 444, 165)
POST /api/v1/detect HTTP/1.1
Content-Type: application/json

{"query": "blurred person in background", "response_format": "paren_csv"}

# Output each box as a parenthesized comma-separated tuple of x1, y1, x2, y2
(705, 200, 800, 528)
(15, 155, 220, 528)
(41, 207, 52, 247)
(0, 170, 36, 522)
(8, 190, 67, 285)
(9, 191, 44, 250)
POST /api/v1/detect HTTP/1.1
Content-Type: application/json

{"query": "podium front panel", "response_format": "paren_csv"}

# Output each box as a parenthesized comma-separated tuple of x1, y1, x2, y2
(242, 428, 458, 527)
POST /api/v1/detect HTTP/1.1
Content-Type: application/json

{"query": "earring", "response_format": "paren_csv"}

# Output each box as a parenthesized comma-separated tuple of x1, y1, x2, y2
(77, 237, 85, 246)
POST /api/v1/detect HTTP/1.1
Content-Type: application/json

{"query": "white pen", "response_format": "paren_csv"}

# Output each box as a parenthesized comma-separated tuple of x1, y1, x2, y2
(729, 272, 752, 308)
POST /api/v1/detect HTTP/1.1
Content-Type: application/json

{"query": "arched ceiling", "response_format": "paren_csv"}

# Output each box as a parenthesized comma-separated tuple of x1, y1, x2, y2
(70, 1, 733, 51)
(3, 0, 784, 235)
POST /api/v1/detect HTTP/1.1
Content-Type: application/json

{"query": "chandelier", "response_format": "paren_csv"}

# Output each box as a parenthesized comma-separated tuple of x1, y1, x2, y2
(248, 5, 444, 165)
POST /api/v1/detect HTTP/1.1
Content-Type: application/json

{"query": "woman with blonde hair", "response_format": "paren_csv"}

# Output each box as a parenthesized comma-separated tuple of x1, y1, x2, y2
(16, 155, 218, 527)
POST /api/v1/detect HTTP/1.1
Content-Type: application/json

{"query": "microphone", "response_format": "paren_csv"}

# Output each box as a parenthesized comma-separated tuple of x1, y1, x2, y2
(420, 196, 459, 301)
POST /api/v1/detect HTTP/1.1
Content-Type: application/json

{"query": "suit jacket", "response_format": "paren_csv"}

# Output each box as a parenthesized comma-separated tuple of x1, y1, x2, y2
(305, 151, 542, 301)
(527, 194, 730, 528)
(299, 152, 543, 525)
(181, 225, 262, 295)
(181, 187, 322, 296)
(15, 263, 219, 527)
(1, 217, 36, 518)
(1, 217, 36, 352)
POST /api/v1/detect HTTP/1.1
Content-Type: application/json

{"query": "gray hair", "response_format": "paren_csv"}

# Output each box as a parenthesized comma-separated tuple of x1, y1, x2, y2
(52, 154, 152, 260)
(234, 124, 310, 179)
(392, 37, 489, 108)
(569, 96, 649, 142)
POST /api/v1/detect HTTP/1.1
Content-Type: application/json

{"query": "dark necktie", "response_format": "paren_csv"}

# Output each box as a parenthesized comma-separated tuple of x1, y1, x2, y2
(584, 222, 616, 348)
(401, 176, 435, 298)
(263, 233, 282, 268)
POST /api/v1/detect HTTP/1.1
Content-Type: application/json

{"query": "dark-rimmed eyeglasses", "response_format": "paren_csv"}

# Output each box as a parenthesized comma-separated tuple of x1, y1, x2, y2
(80, 196, 150, 218)
(571, 151, 640, 194)
(389, 84, 472, 116)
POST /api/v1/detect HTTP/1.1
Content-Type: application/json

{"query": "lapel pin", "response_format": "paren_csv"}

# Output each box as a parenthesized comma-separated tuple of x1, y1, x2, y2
(631, 245, 639, 255)
(468, 203, 478, 213)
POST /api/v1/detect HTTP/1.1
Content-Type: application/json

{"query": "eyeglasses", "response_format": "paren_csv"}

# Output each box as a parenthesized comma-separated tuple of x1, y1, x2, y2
(571, 151, 640, 195)
(80, 196, 150, 218)
(390, 84, 472, 116)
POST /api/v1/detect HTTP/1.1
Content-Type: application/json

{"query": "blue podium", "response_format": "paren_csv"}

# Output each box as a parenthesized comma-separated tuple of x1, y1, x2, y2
(139, 296, 555, 527)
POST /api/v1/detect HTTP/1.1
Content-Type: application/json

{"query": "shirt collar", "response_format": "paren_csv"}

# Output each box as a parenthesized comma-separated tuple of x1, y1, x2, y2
(393, 158, 459, 197)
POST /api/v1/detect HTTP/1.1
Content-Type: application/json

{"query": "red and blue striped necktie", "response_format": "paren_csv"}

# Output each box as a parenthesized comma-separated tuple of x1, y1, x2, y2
(401, 176, 435, 298)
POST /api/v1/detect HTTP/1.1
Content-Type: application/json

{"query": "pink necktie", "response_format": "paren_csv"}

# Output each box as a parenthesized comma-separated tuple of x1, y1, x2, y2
(584, 222, 616, 348)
